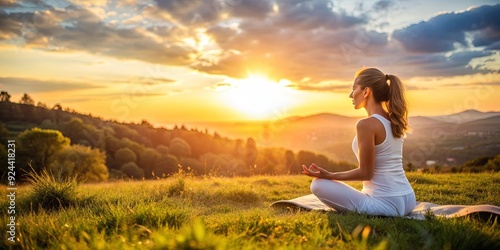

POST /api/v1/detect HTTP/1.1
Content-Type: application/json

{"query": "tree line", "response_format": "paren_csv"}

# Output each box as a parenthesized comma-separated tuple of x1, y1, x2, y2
(0, 92, 356, 182)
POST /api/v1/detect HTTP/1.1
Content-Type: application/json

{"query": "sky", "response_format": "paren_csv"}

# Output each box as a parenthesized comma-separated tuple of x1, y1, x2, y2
(0, 0, 499, 125)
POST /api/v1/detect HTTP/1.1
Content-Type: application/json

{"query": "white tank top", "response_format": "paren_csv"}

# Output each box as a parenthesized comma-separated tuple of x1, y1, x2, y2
(352, 114, 414, 197)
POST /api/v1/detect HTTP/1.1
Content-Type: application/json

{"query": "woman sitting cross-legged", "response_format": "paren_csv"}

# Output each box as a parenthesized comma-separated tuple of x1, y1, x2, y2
(302, 67, 416, 217)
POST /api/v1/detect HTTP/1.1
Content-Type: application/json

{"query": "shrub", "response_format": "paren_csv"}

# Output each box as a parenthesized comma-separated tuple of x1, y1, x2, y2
(485, 155, 500, 171)
(170, 137, 192, 158)
(108, 169, 127, 180)
(49, 144, 108, 182)
(114, 147, 137, 166)
(25, 168, 78, 211)
(167, 177, 186, 197)
(120, 162, 144, 179)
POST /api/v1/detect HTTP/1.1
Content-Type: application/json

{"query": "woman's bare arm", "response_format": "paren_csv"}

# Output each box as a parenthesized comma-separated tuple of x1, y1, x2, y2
(302, 118, 376, 181)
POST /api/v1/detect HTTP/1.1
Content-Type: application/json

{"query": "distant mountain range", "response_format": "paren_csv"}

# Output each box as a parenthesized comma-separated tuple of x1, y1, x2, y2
(191, 110, 500, 166)
(424, 109, 500, 124)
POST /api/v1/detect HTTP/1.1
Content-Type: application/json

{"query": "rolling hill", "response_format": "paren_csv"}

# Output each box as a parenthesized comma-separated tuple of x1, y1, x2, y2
(1, 99, 498, 169)
(427, 109, 500, 124)
(193, 110, 500, 167)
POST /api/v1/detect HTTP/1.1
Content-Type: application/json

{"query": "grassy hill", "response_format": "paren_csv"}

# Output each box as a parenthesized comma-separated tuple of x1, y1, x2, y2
(1, 173, 499, 249)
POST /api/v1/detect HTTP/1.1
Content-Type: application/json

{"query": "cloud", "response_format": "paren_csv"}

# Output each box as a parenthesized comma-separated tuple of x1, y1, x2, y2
(135, 76, 176, 86)
(475, 82, 500, 86)
(396, 49, 497, 77)
(153, 0, 274, 26)
(153, 0, 221, 26)
(201, 24, 387, 81)
(372, 0, 394, 11)
(211, 82, 231, 91)
(293, 83, 351, 92)
(272, 0, 366, 31)
(196, 0, 376, 82)
(0, 77, 104, 93)
(55, 91, 171, 104)
(0, 11, 23, 39)
(0, 5, 197, 64)
(0, 0, 17, 8)
(486, 41, 500, 50)
(76, 92, 169, 98)
(0, 0, 371, 83)
(226, 0, 274, 19)
(0, 1, 498, 89)
(393, 4, 500, 53)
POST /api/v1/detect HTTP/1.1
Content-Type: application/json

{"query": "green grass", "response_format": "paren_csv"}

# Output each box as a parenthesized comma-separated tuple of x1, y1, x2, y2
(24, 168, 80, 211)
(1, 172, 499, 249)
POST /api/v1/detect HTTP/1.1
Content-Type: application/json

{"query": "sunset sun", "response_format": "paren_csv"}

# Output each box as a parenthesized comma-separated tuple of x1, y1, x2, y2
(223, 75, 293, 119)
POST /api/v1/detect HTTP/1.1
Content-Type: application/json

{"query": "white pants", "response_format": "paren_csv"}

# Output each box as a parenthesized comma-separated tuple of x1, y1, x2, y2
(310, 178, 416, 217)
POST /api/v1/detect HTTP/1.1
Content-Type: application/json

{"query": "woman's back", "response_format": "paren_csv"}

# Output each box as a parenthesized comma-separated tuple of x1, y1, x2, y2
(352, 114, 413, 197)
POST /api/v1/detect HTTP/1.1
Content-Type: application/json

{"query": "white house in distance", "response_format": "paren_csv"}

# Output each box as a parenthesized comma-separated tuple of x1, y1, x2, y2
(426, 160, 436, 166)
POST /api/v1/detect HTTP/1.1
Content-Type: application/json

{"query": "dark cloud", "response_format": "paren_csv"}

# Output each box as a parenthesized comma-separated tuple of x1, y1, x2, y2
(273, 0, 366, 31)
(153, 0, 363, 29)
(373, 0, 394, 11)
(0, 10, 23, 38)
(154, 0, 220, 25)
(395, 50, 495, 77)
(152, 0, 274, 26)
(473, 27, 500, 48)
(0, 77, 104, 93)
(206, 25, 238, 45)
(228, 0, 273, 19)
(486, 41, 500, 50)
(448, 50, 494, 65)
(393, 4, 500, 53)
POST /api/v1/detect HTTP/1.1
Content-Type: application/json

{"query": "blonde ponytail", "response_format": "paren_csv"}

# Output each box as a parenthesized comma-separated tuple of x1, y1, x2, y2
(386, 74, 410, 138)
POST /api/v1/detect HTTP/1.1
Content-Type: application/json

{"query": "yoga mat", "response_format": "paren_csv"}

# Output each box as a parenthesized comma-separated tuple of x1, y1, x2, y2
(271, 194, 500, 220)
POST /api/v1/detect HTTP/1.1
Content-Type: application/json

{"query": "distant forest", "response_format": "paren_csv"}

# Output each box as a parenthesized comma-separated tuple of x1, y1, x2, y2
(0, 92, 356, 182)
(1, 92, 498, 182)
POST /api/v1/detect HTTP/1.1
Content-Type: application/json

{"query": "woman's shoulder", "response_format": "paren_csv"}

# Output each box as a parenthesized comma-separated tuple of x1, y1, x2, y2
(356, 116, 382, 126)
(356, 117, 382, 131)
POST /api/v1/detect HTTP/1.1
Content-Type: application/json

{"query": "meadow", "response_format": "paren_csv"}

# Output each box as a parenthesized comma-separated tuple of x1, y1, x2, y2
(1, 171, 499, 249)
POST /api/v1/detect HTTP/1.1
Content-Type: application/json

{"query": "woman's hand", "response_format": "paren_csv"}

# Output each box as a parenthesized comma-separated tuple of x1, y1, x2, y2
(302, 163, 332, 179)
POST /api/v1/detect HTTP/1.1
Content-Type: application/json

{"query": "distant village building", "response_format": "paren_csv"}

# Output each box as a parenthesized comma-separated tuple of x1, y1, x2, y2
(426, 160, 436, 166)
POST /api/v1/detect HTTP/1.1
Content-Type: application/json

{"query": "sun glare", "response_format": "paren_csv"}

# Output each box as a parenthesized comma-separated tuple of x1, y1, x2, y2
(224, 75, 293, 119)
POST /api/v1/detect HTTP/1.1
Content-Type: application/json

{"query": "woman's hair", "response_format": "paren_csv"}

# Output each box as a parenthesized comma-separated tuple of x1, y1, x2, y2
(355, 68, 410, 138)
